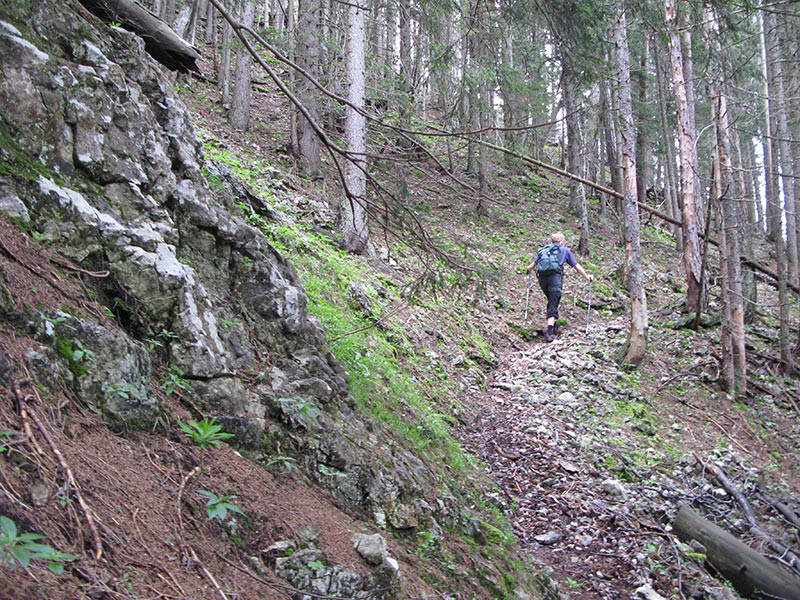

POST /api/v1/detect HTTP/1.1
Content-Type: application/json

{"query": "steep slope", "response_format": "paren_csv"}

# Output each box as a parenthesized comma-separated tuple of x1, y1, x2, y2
(0, 1, 542, 598)
(2, 1, 800, 600)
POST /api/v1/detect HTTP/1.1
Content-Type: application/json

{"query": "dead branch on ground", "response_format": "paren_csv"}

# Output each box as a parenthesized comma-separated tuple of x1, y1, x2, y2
(13, 377, 104, 560)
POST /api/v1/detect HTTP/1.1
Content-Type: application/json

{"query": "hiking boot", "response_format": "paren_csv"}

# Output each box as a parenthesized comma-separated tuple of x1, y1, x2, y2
(552, 325, 562, 337)
(545, 333, 555, 343)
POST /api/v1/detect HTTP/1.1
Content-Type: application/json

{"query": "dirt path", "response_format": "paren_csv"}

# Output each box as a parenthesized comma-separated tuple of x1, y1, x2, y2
(459, 324, 671, 598)
(453, 292, 787, 600)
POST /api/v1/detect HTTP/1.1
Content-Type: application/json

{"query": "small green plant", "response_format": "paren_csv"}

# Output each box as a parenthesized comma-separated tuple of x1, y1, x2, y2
(101, 382, 138, 400)
(197, 490, 244, 520)
(307, 559, 325, 571)
(0, 515, 76, 573)
(277, 397, 322, 425)
(0, 430, 10, 453)
(39, 313, 69, 337)
(161, 366, 191, 396)
(178, 417, 234, 448)
(121, 565, 138, 598)
(144, 328, 179, 352)
(318, 464, 347, 478)
(266, 455, 297, 472)
(416, 530, 438, 560)
(55, 338, 93, 376)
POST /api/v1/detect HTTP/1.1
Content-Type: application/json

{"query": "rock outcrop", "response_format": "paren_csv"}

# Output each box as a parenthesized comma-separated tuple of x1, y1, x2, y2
(0, 0, 451, 564)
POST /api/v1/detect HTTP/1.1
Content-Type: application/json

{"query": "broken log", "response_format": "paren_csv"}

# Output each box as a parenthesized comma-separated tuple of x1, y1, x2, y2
(673, 504, 800, 600)
(78, 0, 201, 73)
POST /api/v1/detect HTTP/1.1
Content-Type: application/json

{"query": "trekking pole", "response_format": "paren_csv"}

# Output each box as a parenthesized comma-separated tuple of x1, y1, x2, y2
(524, 273, 532, 322)
(585, 279, 593, 334)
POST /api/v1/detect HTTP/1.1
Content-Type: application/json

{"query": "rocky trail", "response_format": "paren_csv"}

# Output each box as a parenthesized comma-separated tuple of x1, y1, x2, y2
(457, 297, 800, 599)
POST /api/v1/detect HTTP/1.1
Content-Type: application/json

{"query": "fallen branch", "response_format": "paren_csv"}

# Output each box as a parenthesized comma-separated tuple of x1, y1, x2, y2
(493, 441, 522, 461)
(695, 455, 758, 525)
(188, 546, 228, 600)
(695, 455, 800, 576)
(77, 0, 201, 73)
(14, 378, 104, 560)
(175, 465, 199, 543)
(673, 504, 800, 600)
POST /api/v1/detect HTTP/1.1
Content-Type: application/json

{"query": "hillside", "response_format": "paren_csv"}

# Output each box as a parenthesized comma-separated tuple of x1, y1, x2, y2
(2, 1, 800, 599)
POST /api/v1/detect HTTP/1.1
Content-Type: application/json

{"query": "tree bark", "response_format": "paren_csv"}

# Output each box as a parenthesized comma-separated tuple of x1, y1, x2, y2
(78, 0, 201, 73)
(562, 65, 589, 254)
(705, 6, 746, 395)
(294, 0, 322, 178)
(665, 0, 704, 315)
(653, 38, 681, 249)
(612, 5, 648, 366)
(673, 504, 800, 600)
(229, 0, 255, 131)
(218, 2, 233, 106)
(764, 10, 798, 286)
(760, 6, 796, 373)
(337, 0, 369, 254)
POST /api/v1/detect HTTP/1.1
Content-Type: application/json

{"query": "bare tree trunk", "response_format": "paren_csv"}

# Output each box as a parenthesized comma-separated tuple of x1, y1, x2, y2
(732, 118, 759, 324)
(634, 36, 652, 206)
(218, 1, 233, 106)
(760, 5, 796, 372)
(666, 0, 704, 315)
(293, 0, 322, 178)
(229, 0, 255, 131)
(705, 6, 746, 395)
(562, 66, 589, 253)
(398, 0, 413, 107)
(337, 0, 369, 254)
(759, 8, 780, 244)
(600, 80, 620, 220)
(764, 10, 798, 286)
(613, 5, 648, 366)
(653, 39, 681, 249)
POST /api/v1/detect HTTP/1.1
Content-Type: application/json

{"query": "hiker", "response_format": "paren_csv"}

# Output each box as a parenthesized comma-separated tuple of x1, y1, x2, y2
(526, 232, 593, 342)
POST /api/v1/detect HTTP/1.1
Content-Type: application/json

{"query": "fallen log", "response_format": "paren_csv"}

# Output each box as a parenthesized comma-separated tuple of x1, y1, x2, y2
(673, 504, 800, 600)
(78, 0, 201, 73)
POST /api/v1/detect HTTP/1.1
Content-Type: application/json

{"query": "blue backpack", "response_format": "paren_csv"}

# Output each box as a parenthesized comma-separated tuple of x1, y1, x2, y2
(536, 243, 562, 274)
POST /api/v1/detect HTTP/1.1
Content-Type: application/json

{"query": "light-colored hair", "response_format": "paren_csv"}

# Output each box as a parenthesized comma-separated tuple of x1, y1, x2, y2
(551, 232, 566, 244)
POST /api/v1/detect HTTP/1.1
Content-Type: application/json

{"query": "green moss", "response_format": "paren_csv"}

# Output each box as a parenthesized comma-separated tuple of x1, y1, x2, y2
(0, 121, 54, 182)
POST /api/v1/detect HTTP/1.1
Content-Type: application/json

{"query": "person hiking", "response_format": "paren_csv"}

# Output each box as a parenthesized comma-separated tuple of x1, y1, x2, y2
(526, 232, 593, 342)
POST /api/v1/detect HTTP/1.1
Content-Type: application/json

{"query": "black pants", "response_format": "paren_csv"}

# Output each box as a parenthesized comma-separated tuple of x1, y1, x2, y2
(538, 272, 563, 320)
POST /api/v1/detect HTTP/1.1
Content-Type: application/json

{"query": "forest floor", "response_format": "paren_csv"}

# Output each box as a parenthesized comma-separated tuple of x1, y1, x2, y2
(387, 185, 800, 598)
(2, 60, 800, 600)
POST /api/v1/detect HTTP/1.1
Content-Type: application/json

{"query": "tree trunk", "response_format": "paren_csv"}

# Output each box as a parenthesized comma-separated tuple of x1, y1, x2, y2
(634, 35, 652, 209)
(665, 0, 704, 315)
(337, 0, 369, 254)
(218, 3, 233, 106)
(600, 80, 620, 220)
(764, 10, 798, 286)
(613, 5, 648, 367)
(759, 8, 781, 244)
(704, 6, 746, 395)
(732, 117, 758, 325)
(78, 0, 201, 73)
(673, 505, 800, 600)
(229, 0, 255, 131)
(654, 39, 681, 248)
(760, 6, 796, 373)
(293, 0, 322, 178)
(562, 65, 589, 254)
